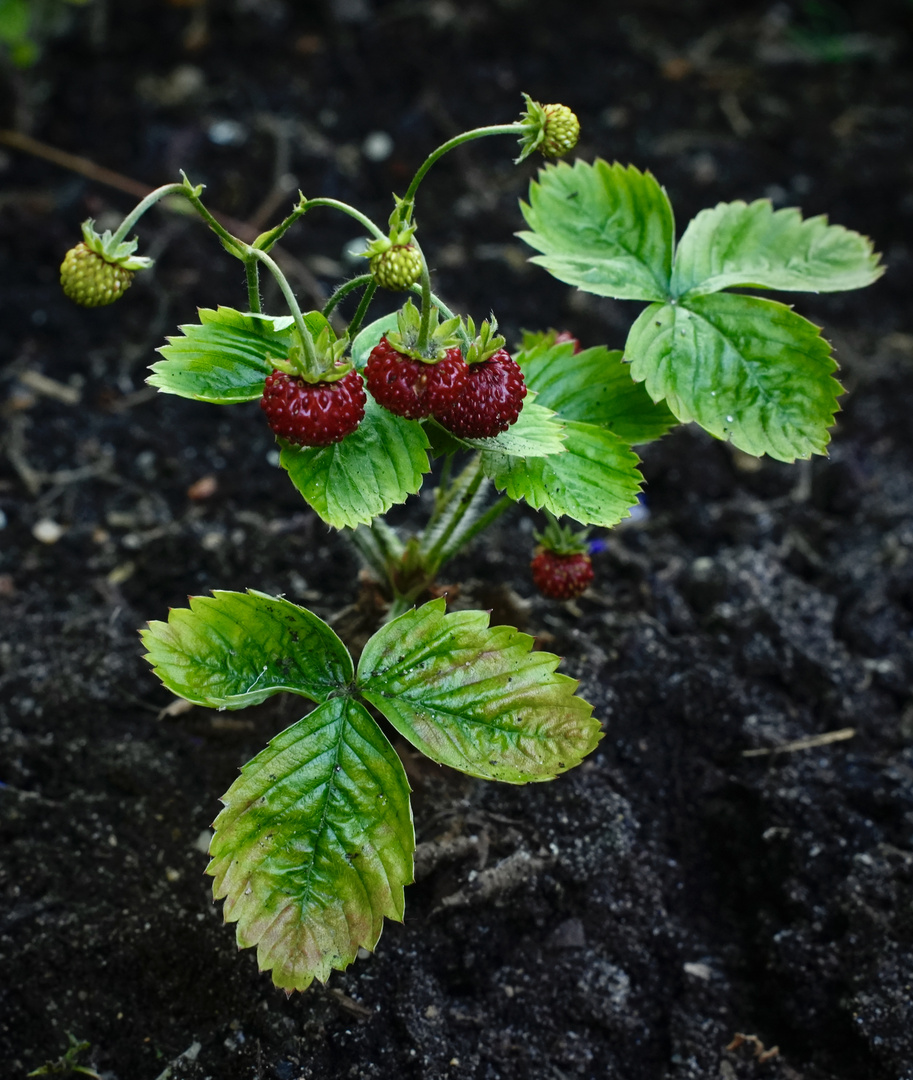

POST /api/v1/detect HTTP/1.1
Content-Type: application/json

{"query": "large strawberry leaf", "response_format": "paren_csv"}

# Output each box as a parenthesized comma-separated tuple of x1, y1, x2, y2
(357, 600, 601, 783)
(517, 338, 678, 444)
(625, 292, 841, 462)
(481, 420, 642, 527)
(208, 697, 414, 992)
(671, 199, 884, 299)
(279, 396, 431, 529)
(141, 589, 353, 708)
(519, 160, 674, 301)
(149, 307, 330, 403)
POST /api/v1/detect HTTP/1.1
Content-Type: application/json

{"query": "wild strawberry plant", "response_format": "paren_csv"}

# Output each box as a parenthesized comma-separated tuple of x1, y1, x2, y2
(60, 95, 882, 991)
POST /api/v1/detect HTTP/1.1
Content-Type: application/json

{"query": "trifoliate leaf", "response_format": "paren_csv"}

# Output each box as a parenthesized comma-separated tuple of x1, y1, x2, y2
(518, 160, 674, 301)
(149, 307, 329, 403)
(280, 396, 431, 529)
(516, 339, 678, 444)
(141, 589, 353, 708)
(625, 292, 842, 461)
(208, 698, 414, 992)
(481, 420, 642, 527)
(357, 600, 601, 783)
(671, 199, 884, 299)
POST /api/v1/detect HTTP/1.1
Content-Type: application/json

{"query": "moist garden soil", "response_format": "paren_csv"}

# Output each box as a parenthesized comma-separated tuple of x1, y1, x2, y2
(1, 2, 913, 1078)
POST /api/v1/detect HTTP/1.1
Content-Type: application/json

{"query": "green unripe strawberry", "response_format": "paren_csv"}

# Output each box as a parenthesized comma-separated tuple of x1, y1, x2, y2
(370, 243, 423, 291)
(539, 103, 580, 159)
(516, 94, 580, 162)
(60, 243, 135, 307)
(59, 219, 153, 307)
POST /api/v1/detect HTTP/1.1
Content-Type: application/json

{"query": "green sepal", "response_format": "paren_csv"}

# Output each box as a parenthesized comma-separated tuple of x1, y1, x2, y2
(78, 218, 154, 271)
(671, 198, 884, 299)
(383, 299, 462, 363)
(516, 335, 678, 444)
(208, 697, 414, 992)
(515, 94, 581, 163)
(519, 160, 675, 301)
(625, 292, 842, 462)
(357, 599, 602, 783)
(481, 420, 642, 527)
(140, 589, 354, 708)
(280, 395, 431, 529)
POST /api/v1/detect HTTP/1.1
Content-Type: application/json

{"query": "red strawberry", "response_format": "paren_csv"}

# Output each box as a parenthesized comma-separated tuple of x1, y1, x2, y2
(554, 331, 582, 354)
(366, 337, 468, 420)
(530, 549, 594, 600)
(433, 348, 527, 439)
(260, 369, 366, 447)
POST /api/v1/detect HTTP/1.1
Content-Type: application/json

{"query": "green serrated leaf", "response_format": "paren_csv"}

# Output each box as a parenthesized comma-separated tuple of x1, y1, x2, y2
(280, 396, 431, 529)
(461, 395, 566, 457)
(357, 600, 601, 784)
(141, 589, 353, 708)
(517, 340, 678, 444)
(625, 292, 842, 462)
(481, 420, 642, 527)
(518, 159, 675, 301)
(350, 312, 401, 371)
(208, 698, 414, 992)
(149, 307, 296, 403)
(671, 199, 884, 298)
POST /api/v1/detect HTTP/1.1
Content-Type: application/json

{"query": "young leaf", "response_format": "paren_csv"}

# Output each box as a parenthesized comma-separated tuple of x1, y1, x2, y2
(671, 199, 884, 299)
(462, 395, 566, 457)
(149, 307, 298, 403)
(280, 396, 431, 529)
(481, 420, 642, 527)
(357, 600, 601, 784)
(625, 292, 842, 461)
(208, 697, 414, 992)
(518, 160, 675, 301)
(517, 339, 678, 444)
(141, 589, 353, 708)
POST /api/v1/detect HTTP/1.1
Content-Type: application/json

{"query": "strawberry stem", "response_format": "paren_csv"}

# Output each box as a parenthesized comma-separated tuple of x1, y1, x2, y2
(298, 198, 387, 242)
(347, 279, 377, 340)
(414, 240, 435, 355)
(400, 123, 524, 211)
(322, 274, 374, 320)
(108, 181, 189, 247)
(246, 247, 321, 377)
(245, 259, 262, 313)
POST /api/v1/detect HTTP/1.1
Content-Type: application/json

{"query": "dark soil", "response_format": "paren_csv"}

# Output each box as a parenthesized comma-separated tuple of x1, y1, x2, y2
(2, 2, 913, 1078)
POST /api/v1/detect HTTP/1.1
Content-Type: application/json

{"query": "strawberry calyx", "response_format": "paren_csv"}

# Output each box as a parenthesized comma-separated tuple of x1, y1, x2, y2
(515, 94, 580, 163)
(385, 299, 462, 364)
(77, 218, 154, 272)
(270, 325, 354, 384)
(533, 513, 591, 557)
(463, 316, 507, 366)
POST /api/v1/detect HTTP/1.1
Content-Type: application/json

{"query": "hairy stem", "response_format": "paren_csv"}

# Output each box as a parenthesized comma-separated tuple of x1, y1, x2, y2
(246, 247, 319, 376)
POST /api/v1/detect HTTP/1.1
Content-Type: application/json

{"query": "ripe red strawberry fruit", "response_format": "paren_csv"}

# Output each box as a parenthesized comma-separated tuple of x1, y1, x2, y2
(260, 368, 366, 447)
(554, 331, 582, 354)
(433, 348, 527, 439)
(366, 337, 468, 420)
(530, 549, 594, 600)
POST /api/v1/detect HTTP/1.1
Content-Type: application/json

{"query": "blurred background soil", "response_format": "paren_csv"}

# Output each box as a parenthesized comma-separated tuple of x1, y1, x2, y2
(1, 1, 912, 1078)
